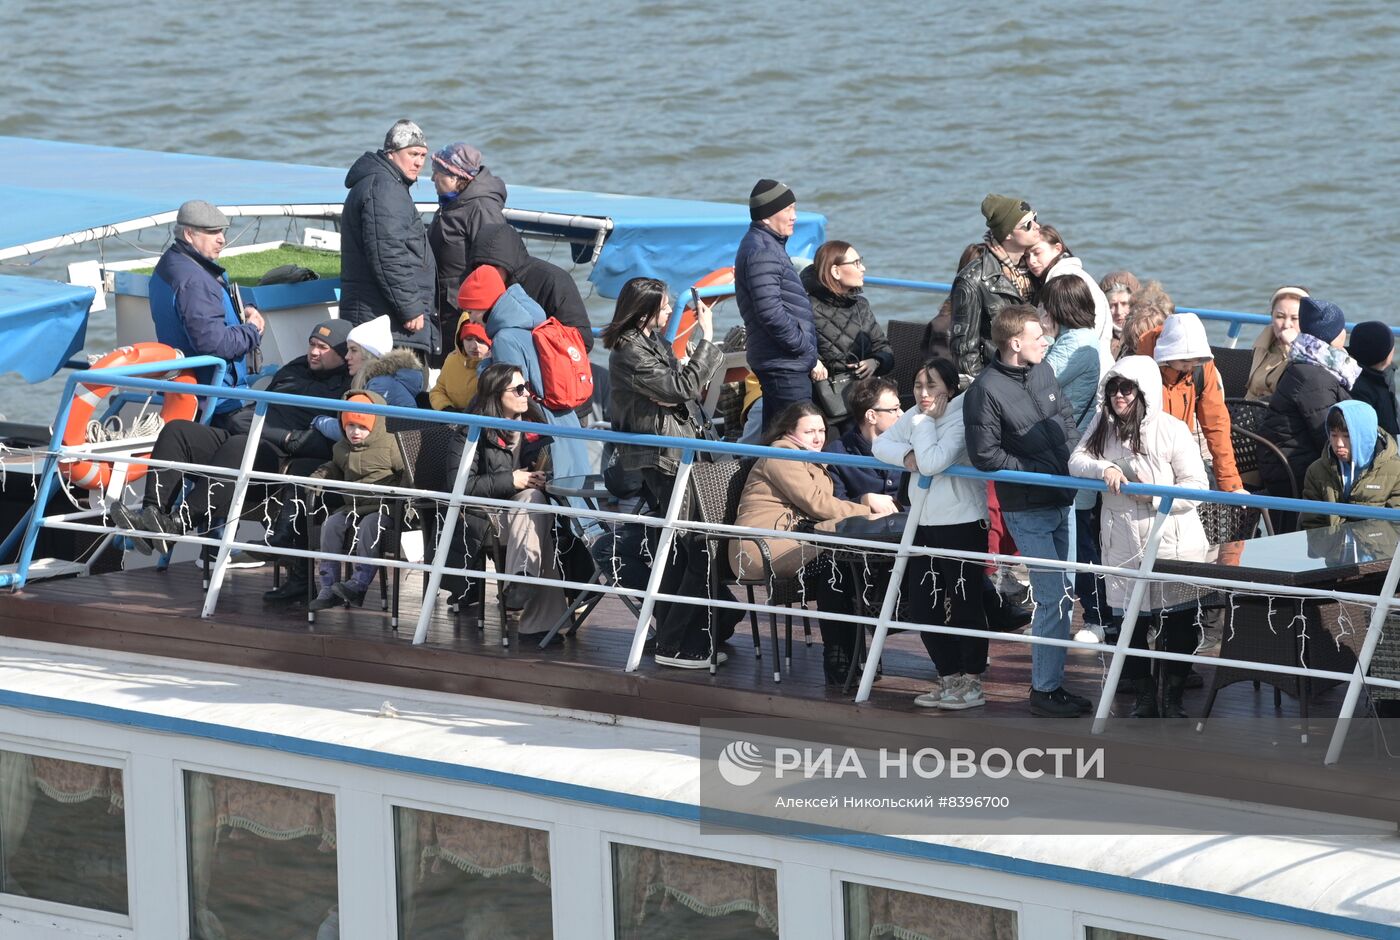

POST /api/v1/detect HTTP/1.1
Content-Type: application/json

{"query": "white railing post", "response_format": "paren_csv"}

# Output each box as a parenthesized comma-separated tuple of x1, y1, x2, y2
(855, 477, 932, 703)
(412, 427, 480, 645)
(1323, 549, 1400, 764)
(1091, 496, 1174, 734)
(625, 449, 695, 672)
(201, 403, 269, 618)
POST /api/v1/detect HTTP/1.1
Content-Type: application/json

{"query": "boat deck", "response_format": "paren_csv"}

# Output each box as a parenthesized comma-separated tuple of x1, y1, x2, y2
(2, 561, 1398, 825)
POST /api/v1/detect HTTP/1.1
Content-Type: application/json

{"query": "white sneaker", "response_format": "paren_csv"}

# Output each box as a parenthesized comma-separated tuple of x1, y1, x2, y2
(655, 650, 729, 669)
(913, 677, 946, 708)
(938, 675, 985, 710)
(1074, 623, 1106, 644)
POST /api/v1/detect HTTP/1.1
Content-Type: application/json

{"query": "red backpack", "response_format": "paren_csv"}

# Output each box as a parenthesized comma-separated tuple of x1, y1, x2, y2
(532, 317, 593, 410)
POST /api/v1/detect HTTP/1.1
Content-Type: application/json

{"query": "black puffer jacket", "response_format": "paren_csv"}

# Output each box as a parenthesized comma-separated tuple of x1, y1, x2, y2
(799, 264, 893, 376)
(446, 420, 546, 558)
(963, 355, 1079, 511)
(221, 355, 352, 461)
(1259, 361, 1351, 497)
(339, 151, 438, 355)
(949, 247, 1025, 376)
(428, 168, 508, 322)
(608, 329, 723, 474)
(466, 223, 593, 351)
(734, 222, 816, 375)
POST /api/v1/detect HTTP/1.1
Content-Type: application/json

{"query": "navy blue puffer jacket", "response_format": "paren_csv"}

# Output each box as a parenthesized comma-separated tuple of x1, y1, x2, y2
(734, 222, 816, 374)
(339, 151, 438, 355)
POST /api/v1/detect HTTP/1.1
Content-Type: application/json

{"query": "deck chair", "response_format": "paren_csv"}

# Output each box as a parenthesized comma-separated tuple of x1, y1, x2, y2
(688, 457, 809, 681)
(1211, 345, 1254, 399)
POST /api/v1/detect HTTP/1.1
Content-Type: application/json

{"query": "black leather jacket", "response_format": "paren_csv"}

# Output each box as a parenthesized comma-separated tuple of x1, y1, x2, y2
(949, 248, 1025, 376)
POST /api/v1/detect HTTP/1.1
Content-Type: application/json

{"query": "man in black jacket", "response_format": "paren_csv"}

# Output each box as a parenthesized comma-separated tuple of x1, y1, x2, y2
(963, 305, 1086, 717)
(465, 223, 593, 351)
(112, 321, 353, 578)
(340, 120, 438, 356)
(949, 194, 1039, 376)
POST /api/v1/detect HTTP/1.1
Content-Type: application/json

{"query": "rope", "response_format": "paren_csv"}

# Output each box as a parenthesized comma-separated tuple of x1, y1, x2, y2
(84, 412, 165, 443)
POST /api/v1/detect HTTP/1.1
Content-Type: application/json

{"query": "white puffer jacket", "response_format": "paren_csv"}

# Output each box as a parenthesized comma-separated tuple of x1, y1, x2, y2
(872, 394, 988, 527)
(1068, 356, 1209, 610)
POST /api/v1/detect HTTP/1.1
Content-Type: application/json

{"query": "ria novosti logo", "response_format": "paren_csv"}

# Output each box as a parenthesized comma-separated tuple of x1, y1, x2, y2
(717, 740, 765, 786)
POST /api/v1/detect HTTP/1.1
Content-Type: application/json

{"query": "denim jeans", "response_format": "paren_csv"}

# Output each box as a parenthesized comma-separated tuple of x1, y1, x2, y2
(1072, 506, 1112, 627)
(755, 368, 814, 435)
(1003, 505, 1072, 693)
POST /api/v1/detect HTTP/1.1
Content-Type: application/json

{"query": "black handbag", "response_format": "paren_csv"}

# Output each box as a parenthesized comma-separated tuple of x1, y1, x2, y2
(812, 372, 856, 422)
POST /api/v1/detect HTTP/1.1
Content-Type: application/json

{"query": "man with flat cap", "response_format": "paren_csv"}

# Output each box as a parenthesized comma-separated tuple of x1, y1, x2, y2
(150, 199, 265, 428)
(949, 193, 1040, 377)
(735, 178, 817, 432)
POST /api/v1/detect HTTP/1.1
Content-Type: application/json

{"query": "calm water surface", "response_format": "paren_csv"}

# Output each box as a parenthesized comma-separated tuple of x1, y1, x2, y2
(1, 0, 1397, 421)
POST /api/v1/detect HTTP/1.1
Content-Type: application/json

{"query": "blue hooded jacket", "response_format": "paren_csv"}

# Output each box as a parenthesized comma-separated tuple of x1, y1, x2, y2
(1329, 400, 1379, 501)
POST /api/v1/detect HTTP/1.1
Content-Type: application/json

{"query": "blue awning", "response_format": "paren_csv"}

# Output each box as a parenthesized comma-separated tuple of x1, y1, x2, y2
(0, 137, 825, 298)
(0, 275, 93, 382)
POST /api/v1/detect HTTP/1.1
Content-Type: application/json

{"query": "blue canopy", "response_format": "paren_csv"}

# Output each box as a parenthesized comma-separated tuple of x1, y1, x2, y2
(0, 275, 93, 382)
(0, 137, 825, 298)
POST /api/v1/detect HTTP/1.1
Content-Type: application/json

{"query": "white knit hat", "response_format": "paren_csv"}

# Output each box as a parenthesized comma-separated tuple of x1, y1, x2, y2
(347, 315, 393, 359)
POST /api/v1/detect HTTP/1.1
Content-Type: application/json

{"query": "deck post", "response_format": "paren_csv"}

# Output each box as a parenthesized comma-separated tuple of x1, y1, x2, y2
(1091, 496, 1174, 734)
(1323, 547, 1400, 764)
(412, 426, 480, 645)
(200, 402, 269, 617)
(854, 476, 931, 703)
(625, 449, 695, 672)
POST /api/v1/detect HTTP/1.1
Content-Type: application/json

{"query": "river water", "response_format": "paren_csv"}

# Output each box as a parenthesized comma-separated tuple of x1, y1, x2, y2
(1, 0, 1397, 422)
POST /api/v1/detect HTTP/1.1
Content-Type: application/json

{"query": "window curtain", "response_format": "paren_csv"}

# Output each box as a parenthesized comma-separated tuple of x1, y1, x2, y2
(0, 751, 35, 893)
(844, 885, 1017, 940)
(186, 773, 227, 940)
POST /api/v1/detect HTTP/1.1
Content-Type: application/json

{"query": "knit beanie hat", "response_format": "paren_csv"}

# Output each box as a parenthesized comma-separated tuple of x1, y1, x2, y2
(457, 265, 507, 312)
(1298, 296, 1346, 344)
(309, 319, 353, 357)
(341, 392, 377, 433)
(432, 142, 482, 180)
(749, 179, 796, 222)
(457, 317, 490, 351)
(347, 315, 393, 359)
(982, 193, 1032, 242)
(383, 119, 427, 153)
(1348, 320, 1394, 368)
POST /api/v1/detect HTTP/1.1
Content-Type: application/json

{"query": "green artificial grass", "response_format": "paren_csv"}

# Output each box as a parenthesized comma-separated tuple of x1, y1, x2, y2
(132, 244, 341, 285)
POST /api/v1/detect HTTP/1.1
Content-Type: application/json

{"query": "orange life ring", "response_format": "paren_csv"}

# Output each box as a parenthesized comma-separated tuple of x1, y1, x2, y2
(59, 343, 201, 491)
(671, 266, 736, 359)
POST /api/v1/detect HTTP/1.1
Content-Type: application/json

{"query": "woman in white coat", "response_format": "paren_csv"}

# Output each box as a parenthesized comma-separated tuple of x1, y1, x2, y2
(873, 357, 990, 711)
(1068, 356, 1209, 719)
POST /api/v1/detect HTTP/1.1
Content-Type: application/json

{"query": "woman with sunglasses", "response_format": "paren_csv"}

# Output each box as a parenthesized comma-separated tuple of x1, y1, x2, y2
(444, 363, 567, 637)
(1069, 356, 1209, 719)
(603, 276, 742, 667)
(801, 241, 893, 421)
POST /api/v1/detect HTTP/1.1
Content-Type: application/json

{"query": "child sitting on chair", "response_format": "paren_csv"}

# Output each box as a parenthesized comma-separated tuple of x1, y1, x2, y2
(308, 390, 405, 610)
(1300, 400, 1400, 529)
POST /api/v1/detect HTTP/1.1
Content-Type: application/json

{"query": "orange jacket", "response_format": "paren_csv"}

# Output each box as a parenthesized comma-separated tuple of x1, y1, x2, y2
(1137, 327, 1242, 492)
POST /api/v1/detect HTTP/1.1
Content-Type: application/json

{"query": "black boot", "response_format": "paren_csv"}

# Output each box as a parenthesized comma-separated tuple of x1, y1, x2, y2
(1130, 676, 1160, 718)
(1162, 674, 1189, 718)
(823, 644, 851, 685)
(264, 561, 311, 603)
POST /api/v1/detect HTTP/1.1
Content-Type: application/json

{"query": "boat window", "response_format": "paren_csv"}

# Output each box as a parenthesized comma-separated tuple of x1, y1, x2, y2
(611, 842, 779, 938)
(842, 881, 1017, 939)
(393, 806, 553, 939)
(183, 771, 338, 939)
(1085, 930, 1168, 940)
(0, 749, 127, 914)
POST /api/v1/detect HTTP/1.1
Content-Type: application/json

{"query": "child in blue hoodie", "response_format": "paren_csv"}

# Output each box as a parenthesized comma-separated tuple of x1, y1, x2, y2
(1300, 400, 1400, 529)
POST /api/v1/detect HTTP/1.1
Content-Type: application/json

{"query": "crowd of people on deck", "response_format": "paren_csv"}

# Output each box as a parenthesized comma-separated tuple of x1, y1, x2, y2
(119, 119, 1400, 717)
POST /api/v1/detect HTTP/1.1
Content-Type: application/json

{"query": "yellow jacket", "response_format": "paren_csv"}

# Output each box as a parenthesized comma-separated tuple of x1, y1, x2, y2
(429, 310, 486, 410)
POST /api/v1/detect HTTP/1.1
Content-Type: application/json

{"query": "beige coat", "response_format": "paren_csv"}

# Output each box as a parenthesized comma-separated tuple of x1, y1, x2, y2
(729, 440, 874, 579)
(1246, 327, 1289, 401)
(1068, 356, 1210, 611)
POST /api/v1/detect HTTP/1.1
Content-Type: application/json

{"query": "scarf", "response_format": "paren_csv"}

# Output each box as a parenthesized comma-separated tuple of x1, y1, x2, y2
(1289, 332, 1361, 389)
(985, 237, 1032, 301)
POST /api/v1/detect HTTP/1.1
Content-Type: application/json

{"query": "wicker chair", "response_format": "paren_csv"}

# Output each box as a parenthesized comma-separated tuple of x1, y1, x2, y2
(1211, 345, 1254, 399)
(1225, 398, 1294, 533)
(886, 320, 929, 409)
(688, 458, 809, 681)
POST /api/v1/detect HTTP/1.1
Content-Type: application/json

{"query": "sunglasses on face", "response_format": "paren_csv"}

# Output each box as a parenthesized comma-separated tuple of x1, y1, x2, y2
(506, 383, 530, 397)
(1106, 378, 1138, 397)
(1018, 214, 1038, 232)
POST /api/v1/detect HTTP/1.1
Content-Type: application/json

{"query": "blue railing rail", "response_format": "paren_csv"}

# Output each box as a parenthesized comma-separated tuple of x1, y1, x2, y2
(669, 272, 1400, 347)
(11, 366, 1400, 767)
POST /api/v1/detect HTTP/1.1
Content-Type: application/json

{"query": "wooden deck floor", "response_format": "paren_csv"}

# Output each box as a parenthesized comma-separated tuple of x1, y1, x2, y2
(1, 560, 1397, 823)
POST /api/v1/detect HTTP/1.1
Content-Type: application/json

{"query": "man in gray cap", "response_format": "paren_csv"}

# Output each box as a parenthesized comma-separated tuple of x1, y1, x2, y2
(150, 199, 265, 426)
(339, 119, 438, 356)
(734, 178, 817, 432)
